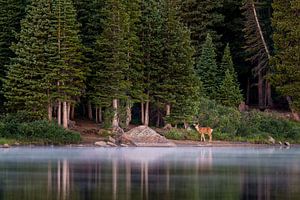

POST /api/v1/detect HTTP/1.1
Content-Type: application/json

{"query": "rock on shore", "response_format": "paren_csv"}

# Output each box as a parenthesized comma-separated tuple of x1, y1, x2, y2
(120, 126, 175, 147)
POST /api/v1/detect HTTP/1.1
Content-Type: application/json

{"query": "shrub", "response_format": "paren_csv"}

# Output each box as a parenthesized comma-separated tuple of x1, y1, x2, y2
(164, 129, 185, 140)
(238, 111, 300, 142)
(0, 114, 81, 144)
(197, 97, 241, 135)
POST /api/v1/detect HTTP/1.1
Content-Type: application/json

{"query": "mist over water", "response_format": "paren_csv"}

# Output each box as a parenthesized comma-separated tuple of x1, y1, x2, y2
(0, 147, 300, 200)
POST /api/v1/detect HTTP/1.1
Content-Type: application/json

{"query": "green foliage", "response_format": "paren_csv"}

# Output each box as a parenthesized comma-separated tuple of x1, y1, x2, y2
(220, 44, 236, 80)
(237, 111, 300, 142)
(158, 0, 201, 125)
(196, 34, 218, 99)
(270, 0, 300, 111)
(53, 0, 85, 103)
(89, 0, 131, 119)
(217, 69, 243, 107)
(0, 114, 81, 144)
(217, 45, 243, 107)
(102, 107, 114, 129)
(180, 0, 224, 56)
(197, 97, 241, 135)
(164, 129, 201, 141)
(164, 129, 185, 140)
(0, 0, 25, 83)
(0, 138, 17, 145)
(139, 0, 164, 104)
(3, 0, 54, 118)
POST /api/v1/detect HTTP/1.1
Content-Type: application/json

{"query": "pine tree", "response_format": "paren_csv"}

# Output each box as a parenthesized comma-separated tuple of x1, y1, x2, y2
(53, 0, 85, 127)
(195, 33, 218, 99)
(73, 0, 104, 121)
(270, 0, 300, 119)
(159, 0, 201, 126)
(220, 44, 237, 81)
(180, 0, 224, 56)
(0, 0, 26, 108)
(139, 0, 164, 126)
(123, 0, 143, 126)
(217, 69, 243, 107)
(91, 0, 130, 128)
(3, 0, 54, 118)
(217, 43, 243, 107)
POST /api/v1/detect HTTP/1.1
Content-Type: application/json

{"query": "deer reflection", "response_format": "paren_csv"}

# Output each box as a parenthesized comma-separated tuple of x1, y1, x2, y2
(195, 148, 213, 172)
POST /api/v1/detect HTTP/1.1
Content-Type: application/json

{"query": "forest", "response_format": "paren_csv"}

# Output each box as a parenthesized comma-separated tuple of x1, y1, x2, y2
(0, 0, 299, 144)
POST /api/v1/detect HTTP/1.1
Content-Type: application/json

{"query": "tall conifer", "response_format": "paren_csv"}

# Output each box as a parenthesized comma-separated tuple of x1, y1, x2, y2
(159, 0, 201, 126)
(196, 34, 218, 99)
(270, 0, 300, 118)
(53, 0, 84, 127)
(180, 0, 224, 56)
(91, 0, 130, 128)
(0, 0, 26, 108)
(4, 0, 54, 118)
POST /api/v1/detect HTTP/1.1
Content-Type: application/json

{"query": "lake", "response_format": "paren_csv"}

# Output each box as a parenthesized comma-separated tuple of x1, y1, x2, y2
(0, 147, 300, 200)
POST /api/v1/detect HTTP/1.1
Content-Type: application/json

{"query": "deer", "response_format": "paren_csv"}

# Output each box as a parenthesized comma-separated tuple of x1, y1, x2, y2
(193, 123, 213, 142)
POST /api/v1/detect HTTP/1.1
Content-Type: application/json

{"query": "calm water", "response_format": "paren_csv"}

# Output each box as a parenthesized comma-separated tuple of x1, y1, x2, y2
(0, 147, 300, 200)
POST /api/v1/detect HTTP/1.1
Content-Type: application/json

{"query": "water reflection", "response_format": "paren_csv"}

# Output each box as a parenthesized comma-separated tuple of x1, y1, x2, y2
(0, 147, 300, 200)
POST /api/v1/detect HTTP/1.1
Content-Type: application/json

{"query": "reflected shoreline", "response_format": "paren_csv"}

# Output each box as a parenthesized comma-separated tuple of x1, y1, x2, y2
(1, 147, 300, 200)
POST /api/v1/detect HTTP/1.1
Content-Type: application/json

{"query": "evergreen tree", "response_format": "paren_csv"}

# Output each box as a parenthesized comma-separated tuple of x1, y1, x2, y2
(123, 0, 143, 126)
(139, 0, 164, 126)
(217, 69, 243, 107)
(270, 0, 300, 117)
(91, 0, 130, 127)
(180, 0, 224, 56)
(220, 44, 237, 80)
(195, 34, 218, 99)
(3, 0, 54, 118)
(159, 0, 201, 126)
(53, 0, 85, 127)
(0, 0, 26, 108)
(73, 0, 104, 121)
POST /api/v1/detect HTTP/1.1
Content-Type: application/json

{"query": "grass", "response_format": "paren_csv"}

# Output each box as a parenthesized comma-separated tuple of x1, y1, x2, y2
(0, 138, 17, 145)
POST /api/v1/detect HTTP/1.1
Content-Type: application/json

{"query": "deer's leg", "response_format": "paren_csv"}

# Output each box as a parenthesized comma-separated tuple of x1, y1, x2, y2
(202, 134, 206, 142)
(209, 134, 212, 142)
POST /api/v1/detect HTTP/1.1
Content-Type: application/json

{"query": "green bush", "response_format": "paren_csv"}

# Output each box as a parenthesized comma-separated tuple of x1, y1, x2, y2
(237, 111, 300, 142)
(195, 98, 300, 143)
(197, 98, 241, 135)
(164, 129, 200, 141)
(164, 129, 185, 140)
(0, 114, 81, 144)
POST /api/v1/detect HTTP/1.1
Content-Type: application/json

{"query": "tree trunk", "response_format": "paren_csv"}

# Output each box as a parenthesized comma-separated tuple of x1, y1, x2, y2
(156, 108, 160, 127)
(163, 104, 172, 129)
(88, 101, 93, 120)
(141, 102, 145, 124)
(286, 96, 300, 121)
(265, 81, 273, 107)
(67, 102, 71, 121)
(95, 107, 98, 123)
(58, 101, 62, 125)
(98, 107, 102, 123)
(48, 103, 52, 122)
(184, 121, 189, 129)
(112, 99, 119, 128)
(126, 100, 132, 127)
(258, 72, 265, 109)
(251, 2, 270, 59)
(246, 78, 250, 105)
(144, 101, 149, 126)
(63, 101, 68, 129)
(71, 104, 75, 120)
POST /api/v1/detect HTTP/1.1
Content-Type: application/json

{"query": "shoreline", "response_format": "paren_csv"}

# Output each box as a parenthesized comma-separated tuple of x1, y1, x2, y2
(1, 139, 298, 148)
